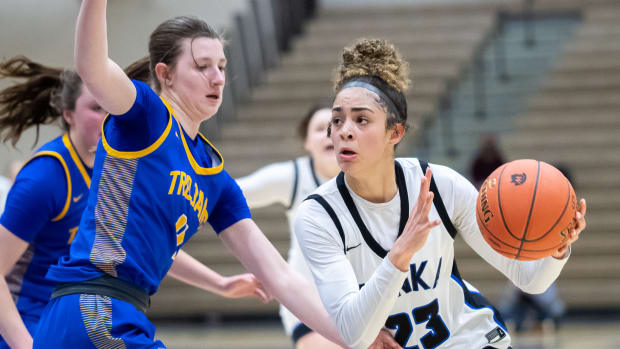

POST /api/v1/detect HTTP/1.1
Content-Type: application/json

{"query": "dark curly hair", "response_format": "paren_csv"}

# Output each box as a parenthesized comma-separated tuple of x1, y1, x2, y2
(333, 38, 410, 132)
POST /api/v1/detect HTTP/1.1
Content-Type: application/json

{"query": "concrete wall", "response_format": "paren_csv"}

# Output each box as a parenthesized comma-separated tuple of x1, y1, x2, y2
(0, 0, 249, 173)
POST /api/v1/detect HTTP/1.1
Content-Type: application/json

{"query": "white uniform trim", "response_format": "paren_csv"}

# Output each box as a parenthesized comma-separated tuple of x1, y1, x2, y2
(294, 158, 569, 349)
(237, 156, 323, 336)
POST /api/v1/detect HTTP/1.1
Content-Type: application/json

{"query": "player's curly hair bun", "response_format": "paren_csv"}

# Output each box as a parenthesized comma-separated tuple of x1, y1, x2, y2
(334, 38, 410, 93)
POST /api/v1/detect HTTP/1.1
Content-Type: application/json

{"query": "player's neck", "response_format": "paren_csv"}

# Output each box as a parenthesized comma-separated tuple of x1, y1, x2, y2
(160, 92, 201, 139)
(68, 130, 95, 168)
(345, 158, 397, 204)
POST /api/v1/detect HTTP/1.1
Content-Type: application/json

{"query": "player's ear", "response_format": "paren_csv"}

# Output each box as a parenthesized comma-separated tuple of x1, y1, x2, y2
(389, 123, 405, 145)
(154, 63, 171, 88)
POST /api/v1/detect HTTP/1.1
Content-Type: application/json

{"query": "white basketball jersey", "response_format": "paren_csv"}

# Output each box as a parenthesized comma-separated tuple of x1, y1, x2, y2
(304, 158, 511, 349)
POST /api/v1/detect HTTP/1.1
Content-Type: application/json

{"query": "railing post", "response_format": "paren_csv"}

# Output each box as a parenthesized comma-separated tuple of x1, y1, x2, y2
(440, 80, 458, 158)
(523, 0, 536, 48)
(473, 55, 487, 119)
(494, 13, 510, 82)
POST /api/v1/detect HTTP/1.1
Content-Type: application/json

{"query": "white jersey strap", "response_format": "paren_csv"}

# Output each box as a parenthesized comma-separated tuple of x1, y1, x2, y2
(419, 160, 458, 239)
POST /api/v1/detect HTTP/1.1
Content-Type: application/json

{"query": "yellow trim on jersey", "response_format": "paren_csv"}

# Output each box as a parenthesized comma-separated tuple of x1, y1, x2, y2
(25, 151, 72, 222)
(160, 98, 224, 175)
(100, 105, 173, 159)
(62, 134, 91, 188)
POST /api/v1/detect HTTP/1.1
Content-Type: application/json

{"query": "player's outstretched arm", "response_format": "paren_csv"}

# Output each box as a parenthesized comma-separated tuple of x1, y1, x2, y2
(75, 0, 136, 115)
(166, 249, 271, 302)
(0, 224, 31, 349)
(219, 218, 348, 348)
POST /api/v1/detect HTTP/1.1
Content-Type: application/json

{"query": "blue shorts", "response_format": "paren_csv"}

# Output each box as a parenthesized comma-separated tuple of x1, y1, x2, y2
(33, 294, 165, 348)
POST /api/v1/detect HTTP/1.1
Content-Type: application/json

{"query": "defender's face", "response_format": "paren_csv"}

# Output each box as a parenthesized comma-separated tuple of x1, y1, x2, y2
(67, 85, 107, 155)
(304, 108, 336, 168)
(169, 37, 226, 121)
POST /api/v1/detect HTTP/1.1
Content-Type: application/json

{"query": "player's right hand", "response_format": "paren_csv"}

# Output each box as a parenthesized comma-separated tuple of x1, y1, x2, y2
(388, 168, 441, 272)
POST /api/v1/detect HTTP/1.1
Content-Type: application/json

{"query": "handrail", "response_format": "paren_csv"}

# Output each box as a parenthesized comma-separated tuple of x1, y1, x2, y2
(432, 0, 539, 158)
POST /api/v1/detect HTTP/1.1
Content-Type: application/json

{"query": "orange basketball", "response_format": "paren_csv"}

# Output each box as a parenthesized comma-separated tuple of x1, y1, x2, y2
(476, 159, 577, 260)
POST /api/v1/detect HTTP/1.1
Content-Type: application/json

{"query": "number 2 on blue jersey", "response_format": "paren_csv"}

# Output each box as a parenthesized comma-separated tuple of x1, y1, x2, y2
(385, 298, 450, 349)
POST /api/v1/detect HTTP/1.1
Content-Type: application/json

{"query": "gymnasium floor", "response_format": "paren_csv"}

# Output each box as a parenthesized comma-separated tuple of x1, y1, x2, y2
(155, 318, 620, 349)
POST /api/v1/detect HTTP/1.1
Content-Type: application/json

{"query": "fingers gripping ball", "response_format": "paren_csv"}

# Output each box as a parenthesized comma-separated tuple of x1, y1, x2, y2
(476, 159, 577, 260)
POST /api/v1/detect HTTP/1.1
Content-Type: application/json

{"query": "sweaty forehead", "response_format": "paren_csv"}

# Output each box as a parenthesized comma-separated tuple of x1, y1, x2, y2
(333, 87, 385, 113)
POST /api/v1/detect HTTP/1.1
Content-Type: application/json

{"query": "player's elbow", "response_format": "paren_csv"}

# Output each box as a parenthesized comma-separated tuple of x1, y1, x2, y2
(515, 279, 552, 294)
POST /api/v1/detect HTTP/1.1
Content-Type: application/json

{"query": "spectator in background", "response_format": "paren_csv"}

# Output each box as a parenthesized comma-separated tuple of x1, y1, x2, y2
(470, 134, 505, 189)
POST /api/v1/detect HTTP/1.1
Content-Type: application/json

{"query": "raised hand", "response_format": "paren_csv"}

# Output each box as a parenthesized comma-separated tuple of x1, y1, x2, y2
(218, 273, 272, 303)
(388, 168, 441, 272)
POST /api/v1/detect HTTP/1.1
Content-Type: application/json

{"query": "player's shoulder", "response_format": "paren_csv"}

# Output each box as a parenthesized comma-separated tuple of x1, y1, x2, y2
(397, 157, 461, 180)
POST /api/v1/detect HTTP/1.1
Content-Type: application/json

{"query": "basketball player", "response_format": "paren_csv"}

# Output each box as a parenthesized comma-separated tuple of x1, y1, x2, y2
(0, 56, 268, 349)
(294, 38, 587, 349)
(237, 103, 343, 348)
(31, 1, 391, 347)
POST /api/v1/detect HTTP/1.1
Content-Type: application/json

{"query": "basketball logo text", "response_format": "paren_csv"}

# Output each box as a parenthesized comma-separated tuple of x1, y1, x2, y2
(510, 173, 527, 186)
(479, 178, 495, 223)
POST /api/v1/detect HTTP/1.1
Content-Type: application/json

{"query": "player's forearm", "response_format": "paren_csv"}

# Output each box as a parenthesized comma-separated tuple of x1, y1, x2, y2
(74, 0, 135, 115)
(220, 219, 347, 347)
(0, 278, 32, 349)
(75, 0, 110, 82)
(330, 257, 407, 349)
(167, 250, 225, 295)
(509, 253, 569, 294)
(273, 264, 348, 347)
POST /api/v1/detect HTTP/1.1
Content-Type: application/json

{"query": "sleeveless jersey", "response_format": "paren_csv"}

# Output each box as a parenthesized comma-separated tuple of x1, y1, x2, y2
(46, 81, 250, 295)
(1, 134, 91, 319)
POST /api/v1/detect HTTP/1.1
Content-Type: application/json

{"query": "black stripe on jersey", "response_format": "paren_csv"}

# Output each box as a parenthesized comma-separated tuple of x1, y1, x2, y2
(288, 159, 300, 210)
(305, 194, 347, 254)
(419, 160, 458, 239)
(309, 157, 321, 187)
(451, 260, 508, 331)
(336, 161, 409, 259)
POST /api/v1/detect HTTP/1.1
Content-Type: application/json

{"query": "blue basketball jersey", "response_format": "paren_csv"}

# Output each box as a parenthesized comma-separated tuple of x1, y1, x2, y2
(0, 134, 91, 322)
(46, 80, 250, 295)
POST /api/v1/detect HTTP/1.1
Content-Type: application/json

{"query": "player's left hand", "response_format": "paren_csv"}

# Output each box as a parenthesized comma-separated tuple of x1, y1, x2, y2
(552, 198, 586, 259)
(219, 273, 272, 303)
(367, 329, 402, 349)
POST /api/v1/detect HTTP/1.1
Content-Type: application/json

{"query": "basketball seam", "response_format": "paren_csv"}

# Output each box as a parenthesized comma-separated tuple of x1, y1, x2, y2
(477, 212, 522, 251)
(497, 164, 522, 241)
(515, 161, 541, 259)
(525, 180, 572, 242)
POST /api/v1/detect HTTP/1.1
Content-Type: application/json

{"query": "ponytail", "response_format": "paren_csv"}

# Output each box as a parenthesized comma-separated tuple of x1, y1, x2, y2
(124, 56, 151, 84)
(0, 56, 74, 146)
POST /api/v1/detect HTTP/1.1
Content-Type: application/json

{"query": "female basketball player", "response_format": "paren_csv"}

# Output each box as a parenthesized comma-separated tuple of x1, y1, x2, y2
(294, 38, 587, 349)
(0, 56, 268, 349)
(237, 103, 342, 348)
(31, 1, 392, 347)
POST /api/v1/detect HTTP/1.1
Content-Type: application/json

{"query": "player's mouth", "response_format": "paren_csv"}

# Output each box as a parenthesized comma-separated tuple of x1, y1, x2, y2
(206, 93, 220, 102)
(338, 147, 357, 161)
(325, 144, 334, 152)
